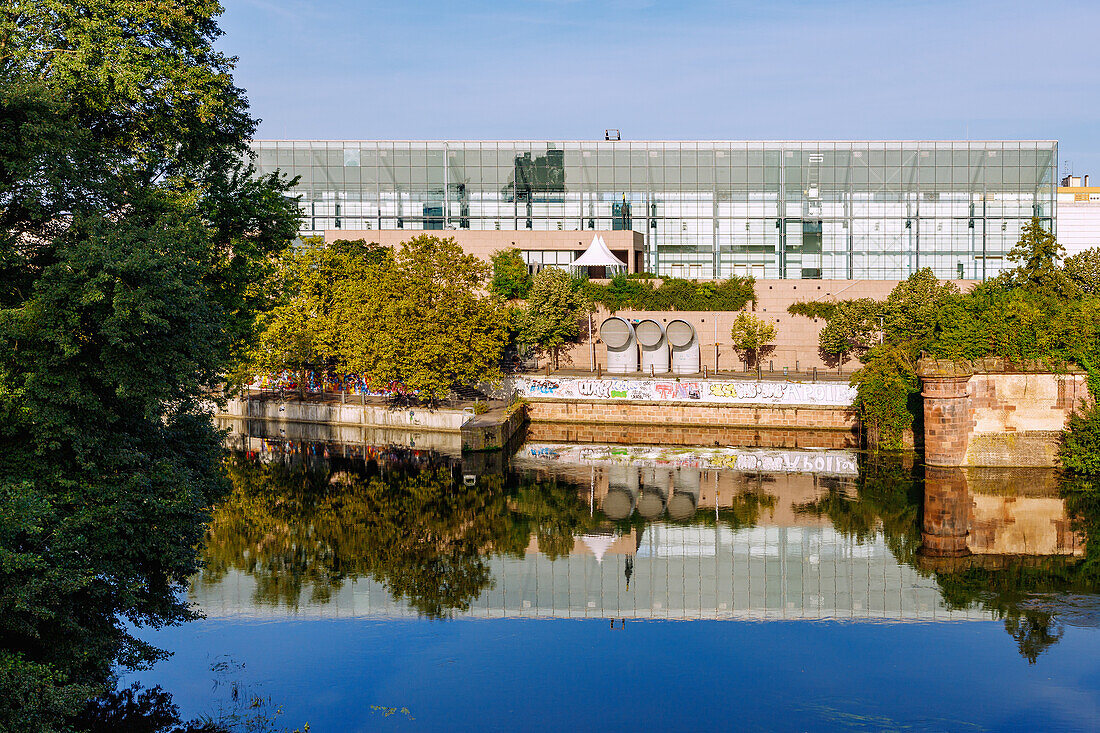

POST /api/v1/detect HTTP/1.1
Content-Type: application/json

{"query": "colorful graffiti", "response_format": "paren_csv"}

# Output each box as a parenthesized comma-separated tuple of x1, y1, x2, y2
(250, 371, 418, 398)
(515, 443, 859, 476)
(513, 376, 856, 407)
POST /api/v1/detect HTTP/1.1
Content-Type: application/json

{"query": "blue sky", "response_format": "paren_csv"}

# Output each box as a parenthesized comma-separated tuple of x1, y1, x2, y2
(220, 0, 1100, 175)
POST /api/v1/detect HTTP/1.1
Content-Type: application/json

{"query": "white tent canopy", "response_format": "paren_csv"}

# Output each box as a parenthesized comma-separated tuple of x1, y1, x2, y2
(570, 235, 628, 275)
(580, 533, 616, 564)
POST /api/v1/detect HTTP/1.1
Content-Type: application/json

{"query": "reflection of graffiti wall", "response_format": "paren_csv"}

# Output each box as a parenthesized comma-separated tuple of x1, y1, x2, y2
(514, 376, 856, 407)
(514, 443, 859, 476)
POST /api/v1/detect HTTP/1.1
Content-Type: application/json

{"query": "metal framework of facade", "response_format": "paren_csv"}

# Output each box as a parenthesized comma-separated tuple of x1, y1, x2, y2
(251, 140, 1058, 281)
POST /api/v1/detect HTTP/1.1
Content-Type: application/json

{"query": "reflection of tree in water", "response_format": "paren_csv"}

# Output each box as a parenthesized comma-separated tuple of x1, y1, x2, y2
(784, 455, 1096, 663)
(511, 475, 600, 560)
(709, 489, 777, 531)
(792, 456, 923, 565)
(200, 454, 599, 618)
(925, 473, 1100, 664)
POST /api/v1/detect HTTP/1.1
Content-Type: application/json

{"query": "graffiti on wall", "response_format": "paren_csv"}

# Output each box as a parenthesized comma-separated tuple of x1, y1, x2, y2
(250, 371, 417, 398)
(513, 376, 856, 407)
(514, 443, 859, 476)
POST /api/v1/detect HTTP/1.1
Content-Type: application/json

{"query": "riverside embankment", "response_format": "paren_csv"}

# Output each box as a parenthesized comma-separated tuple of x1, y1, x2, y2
(216, 396, 527, 454)
(512, 375, 859, 449)
(217, 363, 1093, 465)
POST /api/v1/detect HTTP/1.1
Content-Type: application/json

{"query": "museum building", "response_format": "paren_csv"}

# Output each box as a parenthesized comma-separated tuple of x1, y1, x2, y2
(249, 139, 1061, 281)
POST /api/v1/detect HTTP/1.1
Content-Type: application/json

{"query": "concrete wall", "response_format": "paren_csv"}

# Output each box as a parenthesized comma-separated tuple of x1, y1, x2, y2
(223, 398, 470, 431)
(218, 417, 464, 455)
(1057, 188, 1100, 257)
(557, 278, 977, 372)
(919, 359, 1092, 467)
(324, 228, 646, 273)
(514, 375, 856, 407)
(460, 404, 528, 452)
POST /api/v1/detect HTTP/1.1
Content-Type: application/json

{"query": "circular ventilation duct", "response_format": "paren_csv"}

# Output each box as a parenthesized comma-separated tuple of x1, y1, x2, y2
(666, 319, 700, 374)
(601, 316, 638, 374)
(635, 319, 669, 373)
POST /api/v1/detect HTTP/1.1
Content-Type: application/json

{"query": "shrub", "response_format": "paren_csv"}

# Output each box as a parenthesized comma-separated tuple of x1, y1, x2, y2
(1061, 402, 1100, 475)
(574, 275, 755, 312)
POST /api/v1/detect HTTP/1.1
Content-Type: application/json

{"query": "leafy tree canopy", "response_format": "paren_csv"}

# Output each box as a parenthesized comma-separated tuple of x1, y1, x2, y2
(1065, 247, 1100, 296)
(0, 0, 300, 725)
(245, 237, 389, 392)
(573, 274, 755, 312)
(519, 268, 585, 369)
(489, 248, 532, 299)
(787, 221, 1100, 450)
(729, 312, 776, 368)
(333, 235, 509, 401)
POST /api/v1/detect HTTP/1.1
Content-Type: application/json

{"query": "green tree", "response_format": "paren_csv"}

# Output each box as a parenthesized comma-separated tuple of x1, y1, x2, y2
(520, 268, 585, 370)
(246, 239, 387, 395)
(882, 268, 960, 347)
(0, 2, 300, 725)
(729, 312, 776, 368)
(1006, 217, 1077, 295)
(1065, 247, 1100, 296)
(335, 235, 508, 402)
(818, 297, 880, 365)
(490, 248, 532, 299)
(1060, 405, 1100, 475)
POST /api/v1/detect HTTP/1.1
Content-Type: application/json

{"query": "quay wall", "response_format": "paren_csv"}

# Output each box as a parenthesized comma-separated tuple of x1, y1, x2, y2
(515, 376, 859, 449)
(223, 398, 469, 431)
(218, 398, 527, 454)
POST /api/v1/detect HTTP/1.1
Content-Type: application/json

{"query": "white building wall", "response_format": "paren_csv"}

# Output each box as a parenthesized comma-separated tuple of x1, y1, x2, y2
(1057, 192, 1100, 256)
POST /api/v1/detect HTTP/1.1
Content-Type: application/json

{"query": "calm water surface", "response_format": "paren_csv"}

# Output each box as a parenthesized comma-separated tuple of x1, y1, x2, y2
(129, 440, 1100, 731)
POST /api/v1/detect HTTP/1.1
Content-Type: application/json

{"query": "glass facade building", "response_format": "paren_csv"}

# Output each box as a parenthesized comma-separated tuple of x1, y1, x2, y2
(251, 140, 1057, 280)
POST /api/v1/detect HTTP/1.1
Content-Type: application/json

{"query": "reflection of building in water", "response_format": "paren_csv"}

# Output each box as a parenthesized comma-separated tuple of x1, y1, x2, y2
(525, 457, 852, 527)
(921, 467, 1083, 563)
(192, 448, 1087, 625)
(194, 523, 986, 621)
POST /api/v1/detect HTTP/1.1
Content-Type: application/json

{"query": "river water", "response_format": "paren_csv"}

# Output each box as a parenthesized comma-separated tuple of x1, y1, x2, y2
(127, 439, 1100, 731)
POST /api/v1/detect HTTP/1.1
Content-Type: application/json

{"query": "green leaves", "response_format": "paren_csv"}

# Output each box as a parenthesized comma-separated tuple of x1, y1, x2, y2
(817, 298, 880, 358)
(579, 274, 755, 312)
(0, 1, 300, 722)
(339, 236, 509, 402)
(729, 312, 776, 368)
(1007, 217, 1076, 295)
(253, 235, 509, 402)
(1061, 405, 1100, 475)
(1065, 247, 1100, 296)
(489, 248, 532, 299)
(519, 268, 584, 369)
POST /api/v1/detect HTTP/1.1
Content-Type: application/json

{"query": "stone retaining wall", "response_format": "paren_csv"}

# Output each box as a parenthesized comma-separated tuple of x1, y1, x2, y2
(918, 358, 1092, 467)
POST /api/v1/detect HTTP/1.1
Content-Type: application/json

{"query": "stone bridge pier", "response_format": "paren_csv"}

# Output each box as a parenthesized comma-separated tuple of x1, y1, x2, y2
(917, 357, 1090, 468)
